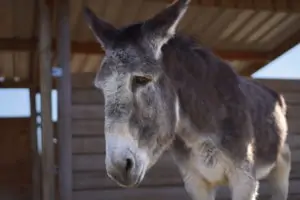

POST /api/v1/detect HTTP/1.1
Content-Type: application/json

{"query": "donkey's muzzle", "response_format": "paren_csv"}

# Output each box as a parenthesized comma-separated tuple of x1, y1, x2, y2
(106, 154, 143, 187)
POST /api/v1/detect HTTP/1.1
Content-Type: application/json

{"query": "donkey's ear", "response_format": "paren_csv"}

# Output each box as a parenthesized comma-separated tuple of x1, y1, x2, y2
(141, 0, 190, 57)
(84, 7, 118, 50)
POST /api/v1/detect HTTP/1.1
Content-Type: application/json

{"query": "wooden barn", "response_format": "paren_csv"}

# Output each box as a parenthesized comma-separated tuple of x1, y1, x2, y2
(0, 0, 299, 200)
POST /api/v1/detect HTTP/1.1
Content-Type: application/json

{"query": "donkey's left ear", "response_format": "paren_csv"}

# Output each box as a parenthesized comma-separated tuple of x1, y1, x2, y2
(141, 0, 191, 57)
(84, 7, 118, 50)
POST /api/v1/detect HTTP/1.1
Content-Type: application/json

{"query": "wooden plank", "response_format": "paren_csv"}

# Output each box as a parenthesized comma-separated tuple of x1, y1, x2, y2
(56, 0, 73, 199)
(72, 104, 300, 121)
(72, 89, 104, 104)
(38, 0, 55, 200)
(72, 182, 300, 200)
(287, 106, 300, 118)
(237, 0, 253, 9)
(288, 119, 300, 134)
(269, 24, 300, 58)
(240, 61, 268, 76)
(71, 103, 299, 120)
(103, 0, 124, 26)
(71, 118, 299, 137)
(71, 89, 300, 106)
(73, 186, 190, 200)
(232, 11, 272, 42)
(71, 104, 105, 119)
(71, 134, 300, 155)
(0, 118, 33, 200)
(274, 0, 287, 11)
(257, 79, 300, 93)
(0, 38, 272, 61)
(72, 153, 174, 171)
(29, 88, 41, 200)
(72, 120, 104, 136)
(72, 72, 95, 89)
(72, 75, 300, 93)
(253, 0, 274, 10)
(72, 159, 300, 190)
(72, 137, 105, 154)
(219, 10, 255, 41)
(287, 135, 300, 149)
(72, 149, 300, 172)
(0, 79, 32, 88)
(73, 164, 182, 190)
(82, 54, 102, 72)
(150, 0, 300, 12)
(116, 0, 143, 26)
(281, 92, 300, 105)
(246, 12, 287, 44)
(203, 9, 240, 46)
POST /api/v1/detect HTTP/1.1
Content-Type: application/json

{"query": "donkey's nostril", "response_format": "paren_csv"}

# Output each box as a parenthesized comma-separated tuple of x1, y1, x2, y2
(125, 158, 133, 172)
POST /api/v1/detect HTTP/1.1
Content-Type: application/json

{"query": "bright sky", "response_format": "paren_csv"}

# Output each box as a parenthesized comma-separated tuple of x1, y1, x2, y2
(0, 44, 299, 118)
(0, 89, 57, 120)
(252, 43, 300, 79)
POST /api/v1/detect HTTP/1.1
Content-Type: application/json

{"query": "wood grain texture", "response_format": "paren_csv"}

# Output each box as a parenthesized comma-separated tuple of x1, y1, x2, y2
(71, 117, 300, 134)
(0, 118, 32, 200)
(71, 134, 300, 155)
(72, 160, 300, 190)
(72, 151, 300, 172)
(72, 184, 300, 200)
(72, 74, 300, 92)
(72, 89, 104, 104)
(72, 120, 104, 136)
(71, 104, 105, 119)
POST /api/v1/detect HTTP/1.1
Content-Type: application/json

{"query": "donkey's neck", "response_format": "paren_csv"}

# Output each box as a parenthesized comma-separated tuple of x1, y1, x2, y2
(174, 98, 220, 151)
(162, 34, 239, 134)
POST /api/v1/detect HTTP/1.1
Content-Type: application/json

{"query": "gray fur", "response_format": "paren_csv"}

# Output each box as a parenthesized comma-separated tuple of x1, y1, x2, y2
(84, 0, 291, 199)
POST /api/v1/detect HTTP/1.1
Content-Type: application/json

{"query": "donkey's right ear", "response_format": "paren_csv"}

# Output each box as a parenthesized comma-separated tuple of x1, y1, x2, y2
(84, 7, 118, 50)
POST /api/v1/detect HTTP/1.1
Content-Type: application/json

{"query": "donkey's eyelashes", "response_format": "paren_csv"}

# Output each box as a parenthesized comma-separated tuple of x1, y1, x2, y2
(132, 75, 152, 88)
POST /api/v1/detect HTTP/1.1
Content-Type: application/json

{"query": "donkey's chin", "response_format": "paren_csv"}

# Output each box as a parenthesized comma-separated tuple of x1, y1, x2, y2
(108, 166, 147, 188)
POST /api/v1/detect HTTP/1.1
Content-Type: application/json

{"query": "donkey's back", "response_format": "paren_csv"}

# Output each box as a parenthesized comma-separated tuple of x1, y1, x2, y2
(239, 77, 289, 166)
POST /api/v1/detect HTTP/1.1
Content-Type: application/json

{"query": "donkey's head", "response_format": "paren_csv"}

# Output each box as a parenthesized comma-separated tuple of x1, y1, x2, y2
(84, 0, 190, 187)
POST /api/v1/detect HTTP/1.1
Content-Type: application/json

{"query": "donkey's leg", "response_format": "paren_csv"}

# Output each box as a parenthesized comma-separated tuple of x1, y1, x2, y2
(267, 143, 291, 200)
(182, 174, 216, 200)
(228, 162, 259, 200)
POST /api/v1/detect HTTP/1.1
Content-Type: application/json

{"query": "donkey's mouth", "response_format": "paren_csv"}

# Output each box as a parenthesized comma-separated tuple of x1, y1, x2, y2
(107, 166, 146, 188)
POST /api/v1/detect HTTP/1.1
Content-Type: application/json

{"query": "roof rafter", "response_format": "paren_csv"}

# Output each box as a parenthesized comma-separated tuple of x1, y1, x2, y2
(240, 28, 300, 76)
(0, 38, 271, 61)
(155, 0, 300, 12)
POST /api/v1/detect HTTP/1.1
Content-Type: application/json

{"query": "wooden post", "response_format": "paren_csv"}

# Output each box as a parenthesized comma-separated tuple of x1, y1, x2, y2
(39, 0, 55, 200)
(57, 0, 72, 199)
(29, 88, 41, 200)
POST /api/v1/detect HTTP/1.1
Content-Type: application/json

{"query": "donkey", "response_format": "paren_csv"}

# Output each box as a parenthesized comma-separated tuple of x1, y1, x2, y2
(84, 0, 291, 200)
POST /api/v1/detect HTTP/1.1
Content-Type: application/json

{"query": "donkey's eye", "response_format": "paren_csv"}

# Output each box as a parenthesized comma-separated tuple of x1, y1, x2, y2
(132, 76, 152, 86)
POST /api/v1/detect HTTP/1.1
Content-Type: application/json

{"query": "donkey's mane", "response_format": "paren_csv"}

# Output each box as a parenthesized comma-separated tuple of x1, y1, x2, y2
(161, 34, 245, 131)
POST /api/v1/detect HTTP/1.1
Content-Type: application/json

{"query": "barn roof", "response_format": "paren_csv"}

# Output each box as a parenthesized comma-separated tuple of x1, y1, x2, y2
(0, 0, 300, 88)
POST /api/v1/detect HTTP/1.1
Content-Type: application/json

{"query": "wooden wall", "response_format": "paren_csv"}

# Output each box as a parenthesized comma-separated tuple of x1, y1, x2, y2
(0, 118, 32, 200)
(71, 73, 300, 200)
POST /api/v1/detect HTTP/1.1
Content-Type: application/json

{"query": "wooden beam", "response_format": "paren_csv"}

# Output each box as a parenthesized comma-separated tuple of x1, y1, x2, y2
(0, 38, 36, 51)
(271, 29, 300, 59)
(56, 1, 72, 200)
(39, 1, 55, 200)
(29, 0, 39, 88)
(151, 0, 300, 12)
(0, 80, 32, 88)
(214, 50, 271, 62)
(29, 87, 42, 200)
(239, 61, 268, 76)
(0, 38, 271, 61)
(242, 29, 300, 76)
